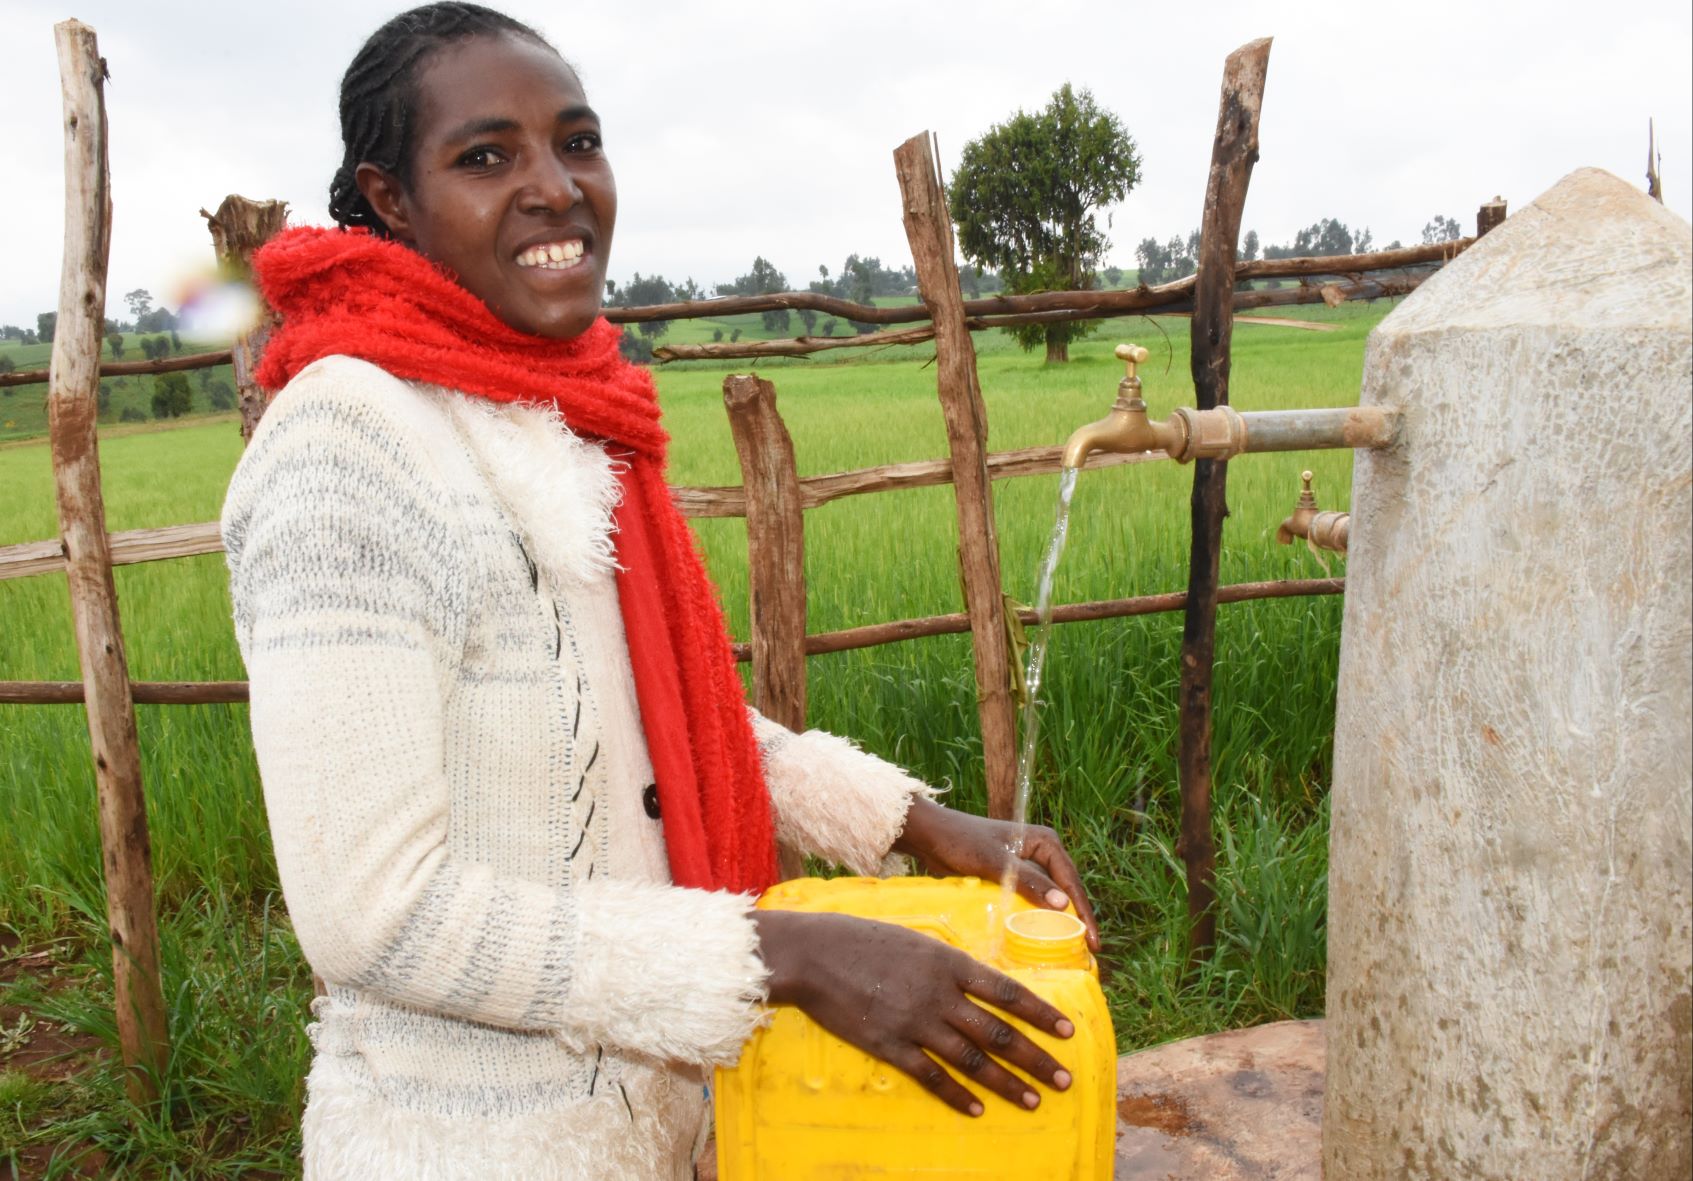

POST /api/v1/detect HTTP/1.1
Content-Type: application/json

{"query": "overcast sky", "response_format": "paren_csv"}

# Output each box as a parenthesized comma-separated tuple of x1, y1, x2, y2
(3, 0, 1689, 329)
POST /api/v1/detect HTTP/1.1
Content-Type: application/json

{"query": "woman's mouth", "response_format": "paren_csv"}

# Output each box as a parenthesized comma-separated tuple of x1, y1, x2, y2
(516, 240, 586, 270)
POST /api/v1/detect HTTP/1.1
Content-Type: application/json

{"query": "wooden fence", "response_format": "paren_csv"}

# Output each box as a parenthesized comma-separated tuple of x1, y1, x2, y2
(8, 21, 1503, 1099)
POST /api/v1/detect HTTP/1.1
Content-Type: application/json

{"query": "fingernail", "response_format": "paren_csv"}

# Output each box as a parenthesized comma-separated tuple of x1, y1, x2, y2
(1053, 1069, 1072, 1090)
(969, 1102, 984, 1118)
(1045, 888, 1069, 909)
(1023, 1091, 1040, 1109)
(1056, 1019, 1075, 1038)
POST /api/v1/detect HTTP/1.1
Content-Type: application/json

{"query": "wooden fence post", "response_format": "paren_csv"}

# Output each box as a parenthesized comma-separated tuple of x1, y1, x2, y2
(202, 195, 287, 442)
(723, 375, 809, 879)
(50, 19, 169, 1103)
(723, 375, 808, 730)
(1178, 37, 1273, 961)
(893, 132, 1017, 819)
(1476, 195, 1508, 237)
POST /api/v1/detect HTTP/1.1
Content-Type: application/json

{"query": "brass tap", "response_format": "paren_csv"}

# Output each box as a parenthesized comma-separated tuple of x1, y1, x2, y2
(1276, 470, 1321, 545)
(1060, 342, 1247, 469)
(1277, 470, 1351, 554)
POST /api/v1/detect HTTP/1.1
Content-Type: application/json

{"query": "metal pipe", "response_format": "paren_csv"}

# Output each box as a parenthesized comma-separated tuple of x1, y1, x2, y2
(1241, 406, 1398, 454)
(1060, 342, 1403, 469)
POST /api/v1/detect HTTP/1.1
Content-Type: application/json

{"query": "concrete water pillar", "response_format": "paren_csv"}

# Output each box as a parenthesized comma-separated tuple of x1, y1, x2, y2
(1326, 168, 1692, 1179)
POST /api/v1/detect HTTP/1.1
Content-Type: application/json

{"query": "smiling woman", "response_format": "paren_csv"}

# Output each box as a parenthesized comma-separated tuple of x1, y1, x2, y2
(225, 4, 1100, 1179)
(349, 32, 616, 338)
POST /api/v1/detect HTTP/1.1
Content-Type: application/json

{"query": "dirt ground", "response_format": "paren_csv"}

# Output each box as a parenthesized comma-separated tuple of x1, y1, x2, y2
(0, 930, 110, 1177)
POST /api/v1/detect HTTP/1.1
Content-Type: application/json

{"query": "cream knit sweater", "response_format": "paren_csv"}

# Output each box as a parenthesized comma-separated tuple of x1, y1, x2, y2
(222, 356, 935, 1180)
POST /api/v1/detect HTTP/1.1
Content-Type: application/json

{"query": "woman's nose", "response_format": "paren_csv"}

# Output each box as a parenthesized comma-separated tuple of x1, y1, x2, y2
(519, 155, 582, 213)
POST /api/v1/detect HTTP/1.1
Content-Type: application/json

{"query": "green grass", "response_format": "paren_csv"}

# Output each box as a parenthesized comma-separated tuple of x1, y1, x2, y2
(0, 334, 238, 443)
(0, 303, 1383, 1174)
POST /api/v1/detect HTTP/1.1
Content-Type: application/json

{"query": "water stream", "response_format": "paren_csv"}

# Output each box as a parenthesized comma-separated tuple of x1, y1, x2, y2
(999, 466, 1081, 934)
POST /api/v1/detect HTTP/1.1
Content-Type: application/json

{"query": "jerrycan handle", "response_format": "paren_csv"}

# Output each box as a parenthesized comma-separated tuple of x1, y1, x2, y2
(1002, 910, 1092, 970)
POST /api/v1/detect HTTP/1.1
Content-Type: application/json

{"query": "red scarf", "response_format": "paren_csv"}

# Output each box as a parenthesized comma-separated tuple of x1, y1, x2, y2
(252, 226, 777, 895)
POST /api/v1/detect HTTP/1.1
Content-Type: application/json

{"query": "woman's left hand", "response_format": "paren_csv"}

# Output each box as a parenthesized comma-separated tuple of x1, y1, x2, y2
(891, 798, 1100, 952)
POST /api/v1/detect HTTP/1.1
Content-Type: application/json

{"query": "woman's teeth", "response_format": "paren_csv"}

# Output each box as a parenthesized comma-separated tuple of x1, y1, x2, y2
(517, 241, 585, 269)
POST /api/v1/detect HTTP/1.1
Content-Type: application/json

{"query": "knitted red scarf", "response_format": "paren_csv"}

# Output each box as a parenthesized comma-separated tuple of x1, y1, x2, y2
(252, 226, 778, 895)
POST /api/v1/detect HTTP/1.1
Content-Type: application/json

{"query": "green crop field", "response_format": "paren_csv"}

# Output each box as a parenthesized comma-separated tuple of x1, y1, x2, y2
(0, 301, 1381, 1176)
(0, 333, 244, 443)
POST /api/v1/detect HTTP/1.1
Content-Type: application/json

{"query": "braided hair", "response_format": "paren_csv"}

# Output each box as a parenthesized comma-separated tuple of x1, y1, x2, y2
(329, 3, 558, 235)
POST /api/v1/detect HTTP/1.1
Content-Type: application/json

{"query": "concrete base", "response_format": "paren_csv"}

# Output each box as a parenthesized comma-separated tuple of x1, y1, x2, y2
(1115, 1020, 1324, 1180)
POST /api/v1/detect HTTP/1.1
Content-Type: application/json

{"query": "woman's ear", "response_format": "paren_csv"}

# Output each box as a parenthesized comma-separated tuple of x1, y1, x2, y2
(354, 162, 414, 240)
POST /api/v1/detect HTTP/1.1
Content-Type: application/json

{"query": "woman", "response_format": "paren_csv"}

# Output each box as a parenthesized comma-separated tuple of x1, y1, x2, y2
(223, 5, 1100, 1177)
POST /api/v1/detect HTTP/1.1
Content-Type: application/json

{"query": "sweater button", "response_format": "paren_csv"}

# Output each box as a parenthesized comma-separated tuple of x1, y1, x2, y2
(642, 783, 661, 819)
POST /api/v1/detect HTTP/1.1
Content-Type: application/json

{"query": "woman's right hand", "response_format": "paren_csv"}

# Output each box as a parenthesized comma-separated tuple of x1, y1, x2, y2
(751, 910, 1076, 1117)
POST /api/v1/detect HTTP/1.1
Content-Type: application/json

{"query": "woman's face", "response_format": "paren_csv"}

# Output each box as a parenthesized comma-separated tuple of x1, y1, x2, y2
(356, 33, 616, 339)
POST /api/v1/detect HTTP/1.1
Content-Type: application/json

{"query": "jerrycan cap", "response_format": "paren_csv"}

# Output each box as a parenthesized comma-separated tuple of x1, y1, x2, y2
(1002, 909, 1091, 969)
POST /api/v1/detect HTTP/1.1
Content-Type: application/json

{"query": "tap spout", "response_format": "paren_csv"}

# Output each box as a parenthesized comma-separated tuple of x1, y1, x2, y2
(1277, 470, 1351, 554)
(1061, 343, 1186, 469)
(1059, 342, 1400, 471)
(1060, 409, 1178, 470)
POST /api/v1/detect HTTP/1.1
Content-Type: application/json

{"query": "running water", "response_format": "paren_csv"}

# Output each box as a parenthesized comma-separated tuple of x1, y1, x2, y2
(998, 466, 1081, 937)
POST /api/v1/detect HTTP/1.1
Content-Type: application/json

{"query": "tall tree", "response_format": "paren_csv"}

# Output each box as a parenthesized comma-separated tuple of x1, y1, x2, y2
(718, 257, 790, 333)
(949, 83, 1140, 362)
(37, 312, 56, 343)
(619, 273, 675, 341)
(124, 288, 153, 323)
(150, 373, 192, 419)
(720, 256, 787, 297)
(1421, 214, 1462, 244)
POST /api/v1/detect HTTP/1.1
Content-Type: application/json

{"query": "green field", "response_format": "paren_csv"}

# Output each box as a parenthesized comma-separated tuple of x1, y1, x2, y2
(0, 303, 1379, 1175)
(0, 332, 246, 444)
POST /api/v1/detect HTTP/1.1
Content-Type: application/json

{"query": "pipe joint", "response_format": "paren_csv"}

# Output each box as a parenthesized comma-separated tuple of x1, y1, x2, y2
(1169, 406, 1248, 463)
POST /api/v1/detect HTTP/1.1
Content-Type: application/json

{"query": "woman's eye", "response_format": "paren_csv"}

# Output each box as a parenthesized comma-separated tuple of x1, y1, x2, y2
(564, 132, 603, 154)
(457, 146, 507, 170)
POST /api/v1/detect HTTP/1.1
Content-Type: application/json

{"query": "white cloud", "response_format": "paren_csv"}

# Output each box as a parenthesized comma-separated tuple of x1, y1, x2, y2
(2, 0, 1688, 327)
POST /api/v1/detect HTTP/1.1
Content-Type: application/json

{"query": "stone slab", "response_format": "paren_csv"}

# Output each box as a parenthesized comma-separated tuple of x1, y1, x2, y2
(1115, 1020, 1323, 1180)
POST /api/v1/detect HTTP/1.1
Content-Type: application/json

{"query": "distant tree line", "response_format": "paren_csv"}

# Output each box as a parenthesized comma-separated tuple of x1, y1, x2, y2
(1133, 214, 1465, 287)
(604, 252, 1004, 363)
(9, 287, 185, 352)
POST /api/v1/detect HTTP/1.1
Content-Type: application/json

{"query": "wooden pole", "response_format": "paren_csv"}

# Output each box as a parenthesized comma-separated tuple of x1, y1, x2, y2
(894, 131, 1017, 819)
(723, 375, 808, 731)
(0, 241, 1458, 384)
(201, 195, 287, 442)
(607, 237, 1476, 327)
(1476, 195, 1508, 237)
(650, 271, 1434, 364)
(722, 374, 809, 878)
(0, 348, 233, 390)
(1179, 37, 1272, 961)
(0, 681, 251, 705)
(727, 577, 1346, 660)
(0, 578, 1347, 704)
(49, 19, 169, 1103)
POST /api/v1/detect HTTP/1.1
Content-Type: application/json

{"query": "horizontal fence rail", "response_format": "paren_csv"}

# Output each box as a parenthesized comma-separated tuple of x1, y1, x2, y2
(0, 348, 232, 390)
(0, 680, 250, 705)
(607, 239, 1468, 325)
(0, 440, 1336, 704)
(0, 241, 1466, 389)
(654, 273, 1429, 362)
(1, 446, 1155, 579)
(726, 576, 1346, 660)
(0, 578, 1345, 705)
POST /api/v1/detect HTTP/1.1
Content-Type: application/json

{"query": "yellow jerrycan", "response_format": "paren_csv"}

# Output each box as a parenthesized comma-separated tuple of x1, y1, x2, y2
(714, 876, 1115, 1179)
